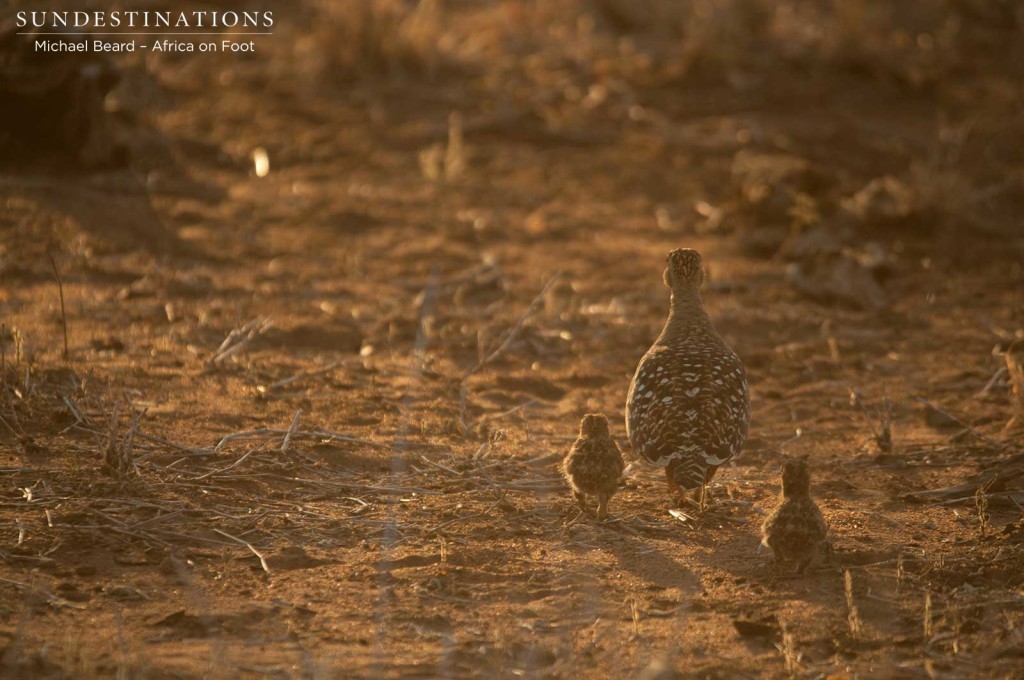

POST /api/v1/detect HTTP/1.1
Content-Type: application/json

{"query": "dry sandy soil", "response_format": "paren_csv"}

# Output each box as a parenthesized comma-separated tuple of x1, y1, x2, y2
(2, 1, 1024, 678)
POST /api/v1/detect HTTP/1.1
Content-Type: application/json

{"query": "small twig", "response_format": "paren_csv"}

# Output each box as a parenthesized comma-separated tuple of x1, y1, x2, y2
(206, 317, 272, 368)
(193, 449, 258, 481)
(133, 432, 216, 456)
(845, 570, 863, 639)
(60, 396, 91, 429)
(0, 575, 85, 610)
(916, 398, 1007, 451)
(850, 386, 892, 452)
(215, 427, 388, 451)
(212, 528, 270, 574)
(257, 361, 341, 397)
(457, 384, 470, 434)
(478, 400, 536, 425)
(976, 366, 1007, 398)
(46, 251, 69, 361)
(418, 455, 461, 476)
(461, 272, 561, 379)
(923, 591, 933, 640)
(976, 477, 992, 536)
(281, 410, 302, 454)
(668, 508, 696, 524)
(500, 477, 565, 491)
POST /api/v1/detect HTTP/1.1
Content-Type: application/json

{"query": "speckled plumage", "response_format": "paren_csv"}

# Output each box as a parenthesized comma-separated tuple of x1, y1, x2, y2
(626, 249, 750, 501)
(761, 456, 829, 573)
(562, 414, 625, 519)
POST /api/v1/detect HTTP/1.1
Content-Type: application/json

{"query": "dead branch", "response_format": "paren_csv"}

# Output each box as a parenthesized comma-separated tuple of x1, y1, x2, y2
(205, 317, 272, 368)
(461, 272, 561, 380)
(213, 528, 270, 574)
(215, 427, 388, 451)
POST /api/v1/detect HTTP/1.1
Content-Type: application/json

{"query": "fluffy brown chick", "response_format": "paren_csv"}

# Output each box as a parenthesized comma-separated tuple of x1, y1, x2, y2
(761, 455, 829, 574)
(562, 414, 625, 520)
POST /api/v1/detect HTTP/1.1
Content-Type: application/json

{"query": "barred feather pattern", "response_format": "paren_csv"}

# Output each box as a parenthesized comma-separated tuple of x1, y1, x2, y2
(626, 327, 750, 491)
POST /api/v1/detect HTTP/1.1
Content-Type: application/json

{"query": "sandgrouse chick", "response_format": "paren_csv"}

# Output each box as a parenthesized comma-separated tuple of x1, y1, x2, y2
(562, 414, 625, 520)
(761, 456, 829, 573)
(626, 248, 750, 507)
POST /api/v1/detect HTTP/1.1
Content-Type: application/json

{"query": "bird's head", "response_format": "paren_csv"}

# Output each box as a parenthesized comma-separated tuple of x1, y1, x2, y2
(663, 248, 704, 292)
(579, 413, 610, 437)
(781, 455, 811, 496)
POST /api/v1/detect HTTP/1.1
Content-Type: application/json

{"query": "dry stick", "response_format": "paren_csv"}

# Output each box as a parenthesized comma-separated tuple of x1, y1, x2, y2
(216, 427, 388, 452)
(976, 366, 1007, 397)
(845, 569, 863, 639)
(129, 510, 185, 530)
(0, 575, 86, 610)
(478, 400, 537, 425)
(418, 455, 461, 476)
(258, 361, 341, 396)
(457, 384, 470, 434)
(103, 399, 125, 476)
(121, 396, 143, 475)
(193, 448, 258, 481)
(916, 398, 1008, 451)
(849, 386, 891, 451)
(60, 396, 90, 428)
(46, 252, 69, 361)
(0, 413, 18, 438)
(206, 317, 272, 368)
(923, 591, 933, 640)
(461, 272, 562, 380)
(281, 410, 302, 454)
(133, 432, 216, 456)
(212, 528, 270, 574)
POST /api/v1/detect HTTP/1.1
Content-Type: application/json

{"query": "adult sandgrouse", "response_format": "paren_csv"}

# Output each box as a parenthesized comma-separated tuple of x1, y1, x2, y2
(562, 414, 625, 520)
(626, 248, 750, 507)
(761, 456, 829, 573)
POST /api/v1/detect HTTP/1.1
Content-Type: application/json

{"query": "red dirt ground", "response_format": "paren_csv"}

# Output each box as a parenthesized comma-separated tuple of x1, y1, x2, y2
(2, 1, 1024, 678)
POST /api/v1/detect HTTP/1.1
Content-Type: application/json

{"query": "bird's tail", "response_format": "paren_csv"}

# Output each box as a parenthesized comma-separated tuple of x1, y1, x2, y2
(669, 457, 709, 491)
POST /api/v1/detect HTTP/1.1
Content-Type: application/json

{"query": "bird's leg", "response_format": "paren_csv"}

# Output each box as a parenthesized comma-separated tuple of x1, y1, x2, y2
(596, 493, 609, 520)
(573, 490, 587, 512)
(696, 484, 710, 512)
(664, 466, 679, 494)
(665, 468, 691, 508)
(665, 467, 682, 496)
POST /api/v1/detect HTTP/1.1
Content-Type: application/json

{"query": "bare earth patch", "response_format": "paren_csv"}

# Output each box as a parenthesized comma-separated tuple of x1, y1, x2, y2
(2, 1, 1024, 678)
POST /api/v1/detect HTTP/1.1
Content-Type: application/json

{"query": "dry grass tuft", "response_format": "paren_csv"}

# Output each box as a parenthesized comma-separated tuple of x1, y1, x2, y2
(923, 590, 933, 640)
(844, 569, 863, 639)
(975, 479, 991, 536)
(102, 400, 139, 479)
(849, 386, 893, 453)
